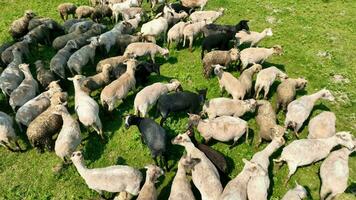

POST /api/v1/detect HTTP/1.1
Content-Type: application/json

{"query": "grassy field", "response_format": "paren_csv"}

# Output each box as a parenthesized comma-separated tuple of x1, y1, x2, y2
(0, 0, 355, 199)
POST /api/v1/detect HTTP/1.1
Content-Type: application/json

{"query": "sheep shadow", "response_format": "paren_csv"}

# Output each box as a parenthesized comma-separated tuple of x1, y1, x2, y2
(345, 182, 356, 195)
(262, 62, 286, 72)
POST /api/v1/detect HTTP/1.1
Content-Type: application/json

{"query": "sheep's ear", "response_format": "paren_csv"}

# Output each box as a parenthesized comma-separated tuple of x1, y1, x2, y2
(67, 77, 74, 81)
(62, 101, 68, 106)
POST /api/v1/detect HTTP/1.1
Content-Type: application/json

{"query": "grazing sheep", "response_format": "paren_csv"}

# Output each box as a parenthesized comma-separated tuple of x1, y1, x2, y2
(67, 37, 100, 75)
(167, 21, 189, 48)
(320, 147, 354, 200)
(96, 55, 127, 72)
(213, 64, 245, 99)
(274, 131, 355, 184)
(24, 21, 57, 46)
(57, 3, 77, 21)
(137, 165, 164, 200)
(276, 77, 308, 112)
(130, 62, 160, 86)
(190, 8, 224, 23)
(202, 98, 256, 119)
(0, 111, 22, 152)
(71, 151, 143, 198)
(172, 131, 223, 200)
(28, 18, 64, 37)
(68, 20, 95, 33)
(116, 33, 142, 54)
(188, 114, 249, 148)
(121, 7, 144, 21)
(68, 75, 103, 138)
(101, 59, 137, 112)
(308, 111, 336, 139)
(0, 41, 15, 66)
(9, 64, 39, 111)
(76, 6, 95, 19)
(73, 23, 106, 48)
(140, 13, 169, 43)
(35, 60, 56, 89)
(285, 89, 335, 137)
(82, 64, 113, 92)
(125, 13, 142, 30)
(202, 19, 249, 37)
(181, 0, 208, 10)
(134, 80, 181, 117)
(281, 182, 308, 200)
(53, 104, 81, 163)
(157, 89, 207, 125)
(109, 0, 140, 23)
(62, 18, 88, 33)
(1, 38, 31, 65)
(50, 40, 78, 79)
(200, 31, 235, 59)
(91, 4, 112, 22)
(235, 28, 273, 47)
(202, 48, 240, 78)
(124, 42, 169, 63)
(52, 23, 89, 50)
(239, 45, 283, 71)
(98, 21, 132, 53)
(183, 20, 210, 51)
(254, 66, 288, 99)
(9, 10, 36, 39)
(167, 10, 188, 26)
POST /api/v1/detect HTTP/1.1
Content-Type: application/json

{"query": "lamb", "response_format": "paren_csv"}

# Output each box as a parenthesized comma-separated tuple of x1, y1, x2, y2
(115, 33, 142, 54)
(181, 0, 208, 10)
(200, 30, 235, 59)
(1, 38, 31, 65)
(70, 151, 142, 198)
(0, 111, 22, 152)
(254, 66, 288, 99)
(140, 14, 169, 43)
(76, 6, 95, 19)
(172, 131, 223, 200)
(202, 98, 256, 119)
(133, 80, 181, 117)
(183, 20, 210, 51)
(167, 21, 189, 48)
(239, 45, 283, 71)
(308, 111, 336, 139)
(136, 165, 164, 200)
(82, 64, 113, 92)
(67, 37, 100, 75)
(273, 131, 355, 184)
(91, 4, 112, 22)
(124, 42, 169, 63)
(50, 40, 78, 79)
(9, 64, 39, 111)
(57, 3, 77, 21)
(96, 55, 127, 72)
(9, 10, 36, 39)
(190, 8, 224, 23)
(285, 89, 335, 137)
(98, 21, 132, 53)
(188, 114, 249, 148)
(276, 77, 308, 112)
(121, 7, 144, 21)
(213, 64, 244, 100)
(52, 23, 89, 50)
(100, 59, 137, 112)
(281, 182, 308, 200)
(202, 48, 240, 78)
(68, 75, 103, 138)
(235, 28, 273, 47)
(202, 20, 249, 37)
(125, 13, 142, 30)
(320, 147, 354, 200)
(35, 60, 56, 89)
(53, 104, 82, 163)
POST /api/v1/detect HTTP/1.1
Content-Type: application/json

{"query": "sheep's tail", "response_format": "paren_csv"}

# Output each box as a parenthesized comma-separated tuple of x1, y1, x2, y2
(201, 48, 205, 59)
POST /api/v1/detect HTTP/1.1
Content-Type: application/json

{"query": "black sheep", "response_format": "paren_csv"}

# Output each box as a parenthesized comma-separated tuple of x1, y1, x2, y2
(125, 115, 168, 170)
(91, 5, 112, 23)
(0, 41, 15, 66)
(155, 3, 195, 15)
(112, 62, 160, 86)
(201, 30, 235, 59)
(202, 19, 250, 37)
(157, 89, 207, 126)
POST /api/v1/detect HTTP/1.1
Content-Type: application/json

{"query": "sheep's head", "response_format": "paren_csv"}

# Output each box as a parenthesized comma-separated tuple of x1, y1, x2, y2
(171, 131, 192, 145)
(66, 40, 79, 50)
(52, 104, 68, 116)
(46, 80, 62, 93)
(124, 114, 141, 129)
(197, 88, 208, 103)
(162, 48, 170, 59)
(124, 59, 138, 71)
(68, 75, 86, 83)
(218, 7, 225, 14)
(229, 48, 240, 61)
(244, 99, 257, 112)
(25, 10, 36, 19)
(169, 79, 182, 92)
(272, 45, 283, 55)
(294, 182, 308, 199)
(335, 131, 355, 150)
(50, 92, 68, 105)
(320, 89, 335, 101)
(271, 126, 286, 143)
(213, 64, 226, 75)
(180, 154, 201, 171)
(265, 28, 273, 36)
(242, 159, 267, 176)
(145, 164, 164, 183)
(88, 37, 100, 47)
(250, 63, 262, 73)
(78, 23, 90, 33)
(187, 113, 201, 127)
(295, 78, 307, 90)
(71, 151, 85, 164)
(277, 71, 288, 80)
(18, 63, 30, 72)
(236, 19, 249, 32)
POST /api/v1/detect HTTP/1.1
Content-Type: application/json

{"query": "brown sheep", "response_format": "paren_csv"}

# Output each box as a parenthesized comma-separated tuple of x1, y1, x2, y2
(202, 48, 239, 78)
(57, 3, 77, 21)
(9, 10, 36, 39)
(276, 77, 307, 112)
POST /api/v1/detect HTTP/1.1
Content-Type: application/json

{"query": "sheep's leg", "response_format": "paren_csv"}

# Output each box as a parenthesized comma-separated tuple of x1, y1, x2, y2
(159, 111, 169, 126)
(14, 140, 23, 152)
(263, 85, 270, 99)
(150, 53, 155, 63)
(325, 192, 338, 200)
(189, 36, 193, 52)
(0, 141, 17, 152)
(255, 86, 262, 99)
(183, 35, 186, 47)
(162, 154, 169, 171)
(255, 133, 262, 148)
(60, 13, 65, 21)
(320, 186, 330, 200)
(273, 157, 284, 169)
(285, 162, 297, 185)
(245, 127, 249, 143)
(229, 138, 238, 149)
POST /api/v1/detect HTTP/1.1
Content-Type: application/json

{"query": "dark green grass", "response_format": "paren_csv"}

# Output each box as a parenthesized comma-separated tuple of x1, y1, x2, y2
(0, 0, 355, 199)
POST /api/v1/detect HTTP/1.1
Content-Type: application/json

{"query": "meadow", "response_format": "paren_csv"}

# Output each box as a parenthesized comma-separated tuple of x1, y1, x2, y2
(0, 0, 355, 199)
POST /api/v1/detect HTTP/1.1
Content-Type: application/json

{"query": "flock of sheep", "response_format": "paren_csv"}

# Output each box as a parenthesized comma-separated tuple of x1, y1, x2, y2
(0, 0, 354, 199)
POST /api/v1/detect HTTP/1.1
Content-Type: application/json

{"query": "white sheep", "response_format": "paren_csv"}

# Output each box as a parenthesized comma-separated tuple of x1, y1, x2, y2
(109, 0, 139, 23)
(181, 0, 208, 10)
(0, 111, 22, 152)
(285, 89, 335, 137)
(125, 13, 142, 30)
(308, 111, 336, 139)
(167, 10, 188, 26)
(124, 42, 169, 63)
(236, 63, 262, 99)
(239, 45, 283, 71)
(190, 8, 224, 23)
(98, 21, 132, 53)
(235, 28, 273, 47)
(254, 66, 288, 99)
(213, 64, 244, 100)
(167, 21, 189, 48)
(136, 164, 164, 200)
(202, 98, 257, 119)
(134, 80, 181, 117)
(183, 20, 210, 51)
(140, 13, 169, 43)
(273, 131, 355, 184)
(281, 182, 308, 200)
(121, 7, 144, 21)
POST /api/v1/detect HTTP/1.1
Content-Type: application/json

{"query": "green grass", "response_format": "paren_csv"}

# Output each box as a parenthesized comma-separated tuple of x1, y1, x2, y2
(0, 0, 355, 199)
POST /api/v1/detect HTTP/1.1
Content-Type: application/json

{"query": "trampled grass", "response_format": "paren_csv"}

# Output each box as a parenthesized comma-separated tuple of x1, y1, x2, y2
(0, 0, 355, 199)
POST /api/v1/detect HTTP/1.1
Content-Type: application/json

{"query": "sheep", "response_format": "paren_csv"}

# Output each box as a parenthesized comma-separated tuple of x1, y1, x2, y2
(285, 89, 335, 137)
(57, 3, 77, 21)
(91, 4, 112, 22)
(308, 111, 336, 139)
(90, 0, 102, 6)
(202, 48, 240, 78)
(281, 182, 308, 200)
(0, 41, 15, 66)
(273, 131, 355, 184)
(26, 91, 67, 152)
(34, 60, 56, 89)
(202, 98, 256, 119)
(70, 151, 143, 198)
(52, 23, 89, 50)
(100, 59, 137, 112)
(9, 64, 39, 111)
(172, 131, 223, 200)
(125, 13, 142, 30)
(133, 80, 181, 117)
(181, 0, 208, 10)
(200, 30, 235, 59)
(76, 6, 95, 19)
(1, 38, 31, 65)
(53, 104, 82, 163)
(68, 21, 95, 33)
(157, 89, 207, 126)
(72, 23, 106, 48)
(254, 66, 288, 99)
(137, 165, 164, 200)
(24, 21, 58, 46)
(0, 111, 22, 152)
(147, 0, 166, 9)
(110, 0, 140, 23)
(276, 77, 308, 112)
(220, 159, 266, 200)
(239, 45, 283, 71)
(82, 64, 113, 92)
(202, 19, 249, 37)
(67, 37, 100, 75)
(167, 21, 189, 48)
(63, 19, 90, 33)
(121, 7, 144, 21)
(247, 136, 285, 200)
(96, 55, 127, 72)
(98, 21, 132, 53)
(190, 8, 224, 23)
(68, 75, 103, 139)
(235, 28, 273, 47)
(28, 18, 64, 35)
(140, 14, 169, 43)
(255, 100, 286, 147)
(9, 10, 36, 39)
(131, 62, 160, 86)
(167, 11, 188, 26)
(320, 147, 354, 200)
(188, 114, 249, 148)
(182, 20, 210, 51)
(115, 33, 142, 54)
(168, 154, 201, 200)
(50, 40, 78, 79)
(124, 42, 169, 63)
(213, 64, 245, 100)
